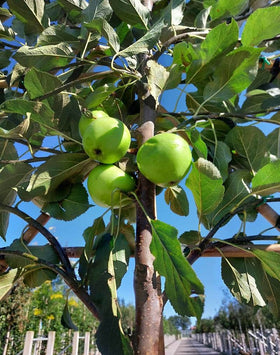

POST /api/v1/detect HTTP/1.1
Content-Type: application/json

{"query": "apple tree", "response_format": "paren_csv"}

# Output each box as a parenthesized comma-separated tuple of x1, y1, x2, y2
(1, 0, 280, 354)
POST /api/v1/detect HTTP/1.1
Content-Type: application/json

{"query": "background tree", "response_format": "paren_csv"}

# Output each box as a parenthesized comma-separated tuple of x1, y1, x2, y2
(194, 318, 216, 334)
(168, 316, 191, 332)
(1, 0, 280, 354)
(0, 280, 31, 354)
(162, 317, 181, 336)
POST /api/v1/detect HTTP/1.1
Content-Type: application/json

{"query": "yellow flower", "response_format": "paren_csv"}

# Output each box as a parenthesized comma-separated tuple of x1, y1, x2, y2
(33, 308, 42, 316)
(50, 292, 63, 299)
(47, 315, 55, 320)
(68, 298, 78, 308)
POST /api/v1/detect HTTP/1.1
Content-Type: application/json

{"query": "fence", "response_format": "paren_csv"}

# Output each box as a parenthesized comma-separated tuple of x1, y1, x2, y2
(193, 328, 280, 355)
(2, 330, 182, 355)
(5, 331, 100, 355)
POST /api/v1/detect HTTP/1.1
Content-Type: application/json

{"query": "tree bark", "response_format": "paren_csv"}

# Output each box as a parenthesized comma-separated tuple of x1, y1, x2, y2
(133, 99, 164, 353)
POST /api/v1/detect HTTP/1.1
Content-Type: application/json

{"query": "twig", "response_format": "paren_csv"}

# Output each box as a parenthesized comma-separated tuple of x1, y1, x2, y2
(0, 212, 50, 273)
(201, 243, 280, 257)
(0, 249, 100, 320)
(0, 203, 74, 278)
(33, 70, 118, 102)
(153, 30, 209, 61)
(187, 200, 263, 264)
(166, 108, 280, 124)
(0, 157, 50, 164)
(257, 203, 280, 232)
(187, 199, 280, 264)
(11, 139, 63, 155)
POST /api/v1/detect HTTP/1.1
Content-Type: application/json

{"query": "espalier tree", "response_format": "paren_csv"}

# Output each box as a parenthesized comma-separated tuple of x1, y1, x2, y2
(1, 0, 280, 354)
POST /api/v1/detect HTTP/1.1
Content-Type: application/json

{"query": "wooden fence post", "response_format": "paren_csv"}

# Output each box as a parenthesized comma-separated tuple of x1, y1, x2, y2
(3, 330, 10, 355)
(72, 331, 79, 355)
(46, 331, 56, 355)
(23, 331, 34, 355)
(84, 332, 90, 355)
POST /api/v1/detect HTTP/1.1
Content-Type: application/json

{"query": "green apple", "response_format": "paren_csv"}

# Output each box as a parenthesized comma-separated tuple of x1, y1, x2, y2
(136, 133, 192, 187)
(87, 164, 136, 208)
(82, 116, 131, 164)
(79, 110, 109, 137)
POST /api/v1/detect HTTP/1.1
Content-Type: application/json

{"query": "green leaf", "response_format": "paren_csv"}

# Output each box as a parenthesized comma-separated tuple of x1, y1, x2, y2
(200, 19, 239, 62)
(179, 230, 201, 246)
(0, 49, 12, 68)
(150, 220, 204, 318)
(119, 222, 135, 253)
(82, 0, 113, 22)
(173, 41, 197, 67)
(14, 43, 74, 71)
(267, 128, 280, 158)
(253, 249, 280, 282)
(25, 153, 95, 198)
(86, 217, 106, 250)
(160, 0, 185, 26)
(0, 21, 15, 41)
(0, 114, 31, 141)
(5, 242, 59, 287)
(7, 0, 45, 34)
(185, 158, 224, 217)
(118, 21, 165, 57)
(78, 217, 106, 280)
(113, 234, 131, 289)
(24, 67, 62, 100)
(187, 20, 239, 87)
(0, 141, 18, 165)
(96, 317, 133, 355)
(252, 161, 280, 196)
(37, 24, 81, 46)
(88, 234, 132, 354)
(85, 19, 120, 53)
(210, 0, 249, 20)
(0, 162, 32, 239)
(0, 7, 12, 21)
(109, 0, 150, 28)
(61, 301, 78, 330)
(0, 269, 18, 301)
(23, 266, 58, 288)
(84, 83, 117, 109)
(212, 141, 232, 181)
(23, 68, 67, 118)
(223, 251, 280, 316)
(225, 126, 269, 173)
(240, 93, 280, 114)
(203, 47, 261, 102)
(187, 129, 208, 159)
(146, 60, 169, 103)
(42, 183, 91, 221)
(164, 64, 182, 90)
(242, 7, 280, 46)
(252, 250, 280, 317)
(1, 99, 55, 133)
(221, 257, 266, 307)
(6, 241, 60, 269)
(164, 185, 189, 216)
(186, 91, 229, 114)
(58, 0, 87, 18)
(206, 170, 253, 228)
(0, 162, 33, 204)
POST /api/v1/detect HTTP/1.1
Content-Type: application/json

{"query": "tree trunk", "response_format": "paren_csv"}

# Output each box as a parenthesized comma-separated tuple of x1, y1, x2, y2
(133, 2, 164, 350)
(133, 97, 164, 354)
